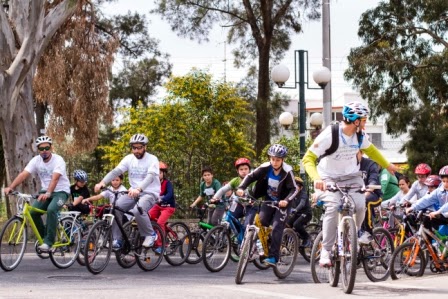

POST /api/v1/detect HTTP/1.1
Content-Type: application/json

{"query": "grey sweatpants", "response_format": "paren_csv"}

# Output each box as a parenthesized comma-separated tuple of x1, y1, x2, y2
(321, 174, 365, 251)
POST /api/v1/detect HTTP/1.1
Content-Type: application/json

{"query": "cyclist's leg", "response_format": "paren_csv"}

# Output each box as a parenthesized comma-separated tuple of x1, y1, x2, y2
(268, 206, 289, 262)
(347, 176, 367, 233)
(293, 213, 313, 241)
(112, 195, 135, 241)
(321, 200, 339, 251)
(243, 205, 258, 227)
(259, 203, 276, 261)
(155, 206, 175, 246)
(363, 194, 381, 235)
(131, 194, 157, 237)
(44, 191, 68, 246)
(30, 197, 51, 239)
(210, 206, 225, 226)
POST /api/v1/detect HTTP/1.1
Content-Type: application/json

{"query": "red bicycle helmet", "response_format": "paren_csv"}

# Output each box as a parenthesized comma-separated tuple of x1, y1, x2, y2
(159, 161, 168, 171)
(415, 163, 431, 175)
(234, 158, 251, 169)
(424, 175, 441, 187)
(439, 165, 448, 177)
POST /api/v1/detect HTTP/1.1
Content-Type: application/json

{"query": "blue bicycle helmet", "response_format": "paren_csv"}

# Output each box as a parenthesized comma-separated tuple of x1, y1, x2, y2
(342, 102, 369, 123)
(73, 169, 88, 182)
(267, 144, 288, 158)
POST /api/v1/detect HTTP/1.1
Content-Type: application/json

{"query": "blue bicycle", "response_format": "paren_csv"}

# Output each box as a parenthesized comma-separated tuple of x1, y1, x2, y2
(201, 197, 248, 272)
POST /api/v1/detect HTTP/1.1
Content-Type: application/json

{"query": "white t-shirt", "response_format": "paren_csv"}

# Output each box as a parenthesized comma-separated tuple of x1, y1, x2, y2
(101, 185, 128, 204)
(309, 125, 371, 179)
(24, 153, 71, 193)
(114, 153, 160, 196)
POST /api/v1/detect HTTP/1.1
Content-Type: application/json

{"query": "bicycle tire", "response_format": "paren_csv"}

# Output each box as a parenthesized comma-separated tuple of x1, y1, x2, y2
(186, 231, 205, 264)
(340, 217, 357, 294)
(299, 230, 319, 263)
(235, 229, 254, 284)
(50, 217, 81, 269)
(274, 228, 298, 279)
(202, 225, 231, 272)
(77, 220, 93, 266)
(229, 229, 241, 263)
(390, 241, 425, 280)
(0, 216, 27, 271)
(310, 231, 327, 283)
(361, 227, 393, 282)
(115, 221, 138, 268)
(305, 223, 322, 234)
(164, 222, 192, 266)
(84, 220, 112, 275)
(135, 222, 165, 271)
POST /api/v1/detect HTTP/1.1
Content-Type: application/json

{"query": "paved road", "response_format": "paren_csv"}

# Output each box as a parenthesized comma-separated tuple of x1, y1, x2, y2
(0, 253, 446, 299)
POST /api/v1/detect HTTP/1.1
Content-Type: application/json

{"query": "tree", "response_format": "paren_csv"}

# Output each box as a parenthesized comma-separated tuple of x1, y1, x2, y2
(152, 0, 321, 157)
(344, 0, 448, 171)
(101, 69, 254, 206)
(0, 0, 86, 193)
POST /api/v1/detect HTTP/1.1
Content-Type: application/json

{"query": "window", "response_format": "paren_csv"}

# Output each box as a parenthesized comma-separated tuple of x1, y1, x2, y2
(369, 133, 382, 149)
(333, 112, 343, 121)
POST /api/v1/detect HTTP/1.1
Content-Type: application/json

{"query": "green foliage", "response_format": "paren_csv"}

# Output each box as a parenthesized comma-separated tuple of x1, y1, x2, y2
(101, 69, 255, 207)
(345, 0, 448, 171)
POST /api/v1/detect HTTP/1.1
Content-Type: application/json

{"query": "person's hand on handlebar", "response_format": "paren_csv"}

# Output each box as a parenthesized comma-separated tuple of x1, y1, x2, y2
(313, 179, 326, 192)
(278, 199, 288, 208)
(235, 189, 244, 197)
(128, 187, 141, 198)
(3, 187, 13, 195)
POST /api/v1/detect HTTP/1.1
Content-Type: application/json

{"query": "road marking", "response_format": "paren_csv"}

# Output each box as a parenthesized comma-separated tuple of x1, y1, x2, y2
(212, 285, 315, 299)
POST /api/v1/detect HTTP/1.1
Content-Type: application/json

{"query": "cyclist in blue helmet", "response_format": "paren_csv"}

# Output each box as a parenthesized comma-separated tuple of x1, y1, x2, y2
(236, 144, 298, 267)
(302, 101, 397, 266)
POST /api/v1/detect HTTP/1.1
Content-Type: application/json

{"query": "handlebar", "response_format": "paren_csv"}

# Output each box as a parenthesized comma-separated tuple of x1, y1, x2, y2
(325, 183, 380, 193)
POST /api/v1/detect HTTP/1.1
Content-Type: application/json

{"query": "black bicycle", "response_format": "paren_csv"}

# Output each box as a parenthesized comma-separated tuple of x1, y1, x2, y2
(83, 189, 165, 274)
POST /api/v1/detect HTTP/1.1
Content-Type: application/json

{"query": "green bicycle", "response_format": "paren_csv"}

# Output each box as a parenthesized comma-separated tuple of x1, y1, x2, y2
(0, 191, 82, 271)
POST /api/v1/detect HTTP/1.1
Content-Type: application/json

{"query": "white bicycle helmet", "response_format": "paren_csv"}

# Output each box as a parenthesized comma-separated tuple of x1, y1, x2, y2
(342, 102, 369, 123)
(35, 136, 53, 146)
(73, 169, 88, 182)
(129, 134, 148, 145)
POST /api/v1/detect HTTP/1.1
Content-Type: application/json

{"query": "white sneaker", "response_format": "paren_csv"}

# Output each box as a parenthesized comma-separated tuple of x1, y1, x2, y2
(38, 243, 50, 253)
(319, 248, 331, 266)
(358, 231, 373, 245)
(142, 233, 157, 248)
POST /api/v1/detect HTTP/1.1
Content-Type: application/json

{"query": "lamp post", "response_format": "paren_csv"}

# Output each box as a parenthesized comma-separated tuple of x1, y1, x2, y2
(271, 50, 331, 182)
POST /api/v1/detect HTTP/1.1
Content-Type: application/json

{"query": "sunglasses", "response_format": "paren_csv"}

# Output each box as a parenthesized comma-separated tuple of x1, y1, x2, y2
(131, 145, 144, 150)
(38, 146, 51, 151)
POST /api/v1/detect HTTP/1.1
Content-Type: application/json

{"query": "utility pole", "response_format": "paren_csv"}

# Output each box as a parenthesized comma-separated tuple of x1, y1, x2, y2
(322, 0, 332, 128)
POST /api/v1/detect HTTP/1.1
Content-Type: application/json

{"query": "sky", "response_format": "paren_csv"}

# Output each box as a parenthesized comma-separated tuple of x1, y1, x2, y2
(102, 0, 382, 102)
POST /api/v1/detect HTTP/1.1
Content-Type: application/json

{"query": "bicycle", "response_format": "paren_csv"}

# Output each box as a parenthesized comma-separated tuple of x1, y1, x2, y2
(201, 196, 249, 272)
(390, 211, 448, 279)
(0, 191, 82, 271)
(185, 205, 214, 264)
(83, 189, 165, 274)
(235, 199, 298, 284)
(149, 205, 192, 266)
(309, 183, 382, 294)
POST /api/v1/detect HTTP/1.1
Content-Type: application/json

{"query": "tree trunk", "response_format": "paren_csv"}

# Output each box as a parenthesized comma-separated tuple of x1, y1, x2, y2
(256, 45, 272, 157)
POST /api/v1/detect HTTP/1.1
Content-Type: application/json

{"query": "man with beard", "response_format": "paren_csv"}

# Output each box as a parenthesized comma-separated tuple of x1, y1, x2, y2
(4, 136, 71, 252)
(94, 133, 160, 249)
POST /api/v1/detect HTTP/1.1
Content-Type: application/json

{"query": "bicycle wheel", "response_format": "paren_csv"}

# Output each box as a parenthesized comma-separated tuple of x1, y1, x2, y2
(229, 229, 241, 263)
(50, 217, 81, 269)
(164, 222, 192, 266)
(186, 231, 205, 264)
(77, 220, 93, 266)
(340, 217, 357, 294)
(310, 231, 326, 283)
(202, 225, 231, 272)
(0, 217, 27, 271)
(135, 222, 165, 271)
(390, 241, 425, 280)
(361, 227, 394, 282)
(274, 228, 298, 279)
(235, 229, 254, 284)
(305, 223, 322, 234)
(84, 220, 112, 275)
(299, 230, 319, 263)
(115, 221, 138, 268)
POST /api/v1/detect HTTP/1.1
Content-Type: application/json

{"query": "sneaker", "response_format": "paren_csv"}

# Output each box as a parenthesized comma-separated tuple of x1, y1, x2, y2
(154, 247, 163, 255)
(301, 239, 312, 248)
(38, 243, 50, 253)
(142, 233, 158, 248)
(112, 239, 122, 250)
(319, 248, 331, 266)
(358, 231, 373, 245)
(263, 257, 277, 267)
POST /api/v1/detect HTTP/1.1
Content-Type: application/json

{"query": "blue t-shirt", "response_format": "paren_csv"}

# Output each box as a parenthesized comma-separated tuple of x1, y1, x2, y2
(267, 167, 281, 201)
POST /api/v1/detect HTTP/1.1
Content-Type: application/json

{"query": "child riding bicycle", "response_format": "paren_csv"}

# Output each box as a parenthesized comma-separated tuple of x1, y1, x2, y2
(236, 144, 297, 266)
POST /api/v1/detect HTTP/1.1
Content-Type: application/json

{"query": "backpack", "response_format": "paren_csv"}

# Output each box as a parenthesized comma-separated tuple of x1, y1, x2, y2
(318, 122, 364, 162)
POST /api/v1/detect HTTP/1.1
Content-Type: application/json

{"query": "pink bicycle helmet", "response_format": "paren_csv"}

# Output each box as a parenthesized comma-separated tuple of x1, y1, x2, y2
(415, 163, 431, 175)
